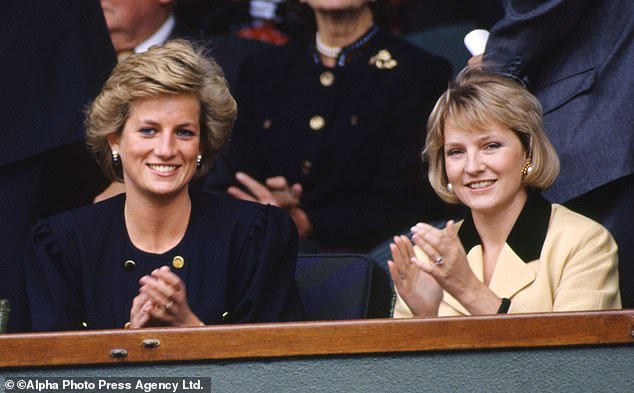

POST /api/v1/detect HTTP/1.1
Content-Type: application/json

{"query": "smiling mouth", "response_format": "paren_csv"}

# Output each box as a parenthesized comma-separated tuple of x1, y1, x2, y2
(147, 164, 179, 173)
(467, 180, 496, 189)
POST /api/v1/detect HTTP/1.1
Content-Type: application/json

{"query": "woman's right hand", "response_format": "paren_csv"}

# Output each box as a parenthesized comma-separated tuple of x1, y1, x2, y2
(129, 292, 153, 328)
(388, 235, 443, 317)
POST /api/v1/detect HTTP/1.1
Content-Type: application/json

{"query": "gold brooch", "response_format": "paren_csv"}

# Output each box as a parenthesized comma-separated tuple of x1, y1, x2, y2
(369, 49, 398, 70)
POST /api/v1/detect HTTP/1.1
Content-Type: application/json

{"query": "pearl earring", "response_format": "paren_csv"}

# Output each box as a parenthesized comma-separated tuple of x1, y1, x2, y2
(196, 155, 202, 169)
(112, 150, 120, 166)
(447, 183, 453, 193)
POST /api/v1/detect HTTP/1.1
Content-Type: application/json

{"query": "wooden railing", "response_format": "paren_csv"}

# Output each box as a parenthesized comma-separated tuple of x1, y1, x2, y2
(1, 310, 633, 369)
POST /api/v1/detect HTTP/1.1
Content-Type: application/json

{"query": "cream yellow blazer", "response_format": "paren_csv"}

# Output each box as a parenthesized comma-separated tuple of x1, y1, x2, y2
(394, 195, 621, 317)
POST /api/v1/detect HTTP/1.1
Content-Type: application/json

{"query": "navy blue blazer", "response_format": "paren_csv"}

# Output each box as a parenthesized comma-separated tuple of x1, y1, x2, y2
(484, 0, 634, 203)
(25, 189, 302, 331)
(201, 28, 454, 251)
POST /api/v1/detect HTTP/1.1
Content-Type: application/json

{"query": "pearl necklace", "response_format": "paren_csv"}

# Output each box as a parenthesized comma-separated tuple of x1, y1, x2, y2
(315, 32, 342, 59)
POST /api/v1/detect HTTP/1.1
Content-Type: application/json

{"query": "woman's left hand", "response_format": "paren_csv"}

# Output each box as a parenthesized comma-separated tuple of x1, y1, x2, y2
(129, 266, 203, 328)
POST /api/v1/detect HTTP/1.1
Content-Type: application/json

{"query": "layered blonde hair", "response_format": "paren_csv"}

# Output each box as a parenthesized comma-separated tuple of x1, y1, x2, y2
(425, 66, 560, 204)
(85, 39, 237, 181)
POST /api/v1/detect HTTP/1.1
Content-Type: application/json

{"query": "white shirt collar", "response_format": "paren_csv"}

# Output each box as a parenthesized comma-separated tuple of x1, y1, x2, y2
(135, 14, 176, 53)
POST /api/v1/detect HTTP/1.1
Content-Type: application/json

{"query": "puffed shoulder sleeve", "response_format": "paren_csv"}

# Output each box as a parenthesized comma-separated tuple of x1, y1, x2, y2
(229, 205, 303, 322)
(24, 219, 85, 331)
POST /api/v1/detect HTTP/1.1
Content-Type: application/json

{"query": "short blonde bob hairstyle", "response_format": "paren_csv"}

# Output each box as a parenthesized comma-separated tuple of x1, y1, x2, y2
(85, 39, 237, 181)
(425, 66, 560, 204)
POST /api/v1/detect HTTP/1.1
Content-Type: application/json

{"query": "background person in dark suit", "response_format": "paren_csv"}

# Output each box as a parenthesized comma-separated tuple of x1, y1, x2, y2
(477, 0, 634, 307)
(0, 0, 116, 332)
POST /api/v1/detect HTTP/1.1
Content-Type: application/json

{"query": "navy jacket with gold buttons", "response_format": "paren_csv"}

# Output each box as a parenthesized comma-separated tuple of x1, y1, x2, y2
(201, 27, 454, 251)
(25, 188, 302, 331)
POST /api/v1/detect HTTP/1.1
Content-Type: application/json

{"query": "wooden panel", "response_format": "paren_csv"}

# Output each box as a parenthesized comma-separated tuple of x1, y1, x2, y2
(1, 310, 633, 368)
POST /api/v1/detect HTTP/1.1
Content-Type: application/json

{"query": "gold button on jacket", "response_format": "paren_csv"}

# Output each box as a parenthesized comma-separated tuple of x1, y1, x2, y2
(172, 256, 185, 269)
(320, 71, 335, 86)
(309, 115, 325, 131)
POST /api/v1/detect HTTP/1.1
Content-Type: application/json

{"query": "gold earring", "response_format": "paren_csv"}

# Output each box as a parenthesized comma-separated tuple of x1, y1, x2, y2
(521, 159, 533, 177)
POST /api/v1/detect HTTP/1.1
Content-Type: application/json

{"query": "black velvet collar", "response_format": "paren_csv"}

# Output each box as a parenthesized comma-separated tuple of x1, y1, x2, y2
(458, 191, 552, 263)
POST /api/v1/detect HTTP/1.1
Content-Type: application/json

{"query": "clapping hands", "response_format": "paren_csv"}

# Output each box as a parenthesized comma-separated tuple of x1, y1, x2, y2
(129, 266, 203, 328)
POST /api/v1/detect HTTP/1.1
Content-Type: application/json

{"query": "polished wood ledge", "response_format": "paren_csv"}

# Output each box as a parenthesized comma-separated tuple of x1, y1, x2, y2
(1, 310, 633, 369)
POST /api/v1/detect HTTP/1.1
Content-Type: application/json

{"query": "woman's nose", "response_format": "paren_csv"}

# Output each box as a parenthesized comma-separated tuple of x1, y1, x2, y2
(154, 132, 176, 158)
(465, 153, 485, 174)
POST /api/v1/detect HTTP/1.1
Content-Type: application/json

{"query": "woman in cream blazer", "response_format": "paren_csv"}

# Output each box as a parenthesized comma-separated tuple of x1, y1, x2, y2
(390, 67, 620, 318)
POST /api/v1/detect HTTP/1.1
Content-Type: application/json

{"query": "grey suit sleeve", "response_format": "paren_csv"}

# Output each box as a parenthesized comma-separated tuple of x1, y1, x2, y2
(484, 0, 593, 76)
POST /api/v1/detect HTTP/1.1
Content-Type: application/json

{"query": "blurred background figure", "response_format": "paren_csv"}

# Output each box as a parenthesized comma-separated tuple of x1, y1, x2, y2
(199, 0, 458, 254)
(100, 0, 243, 87)
(173, 0, 301, 45)
(235, 0, 289, 45)
(101, 0, 176, 60)
(170, 0, 505, 76)
(479, 0, 634, 308)
(0, 0, 116, 332)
